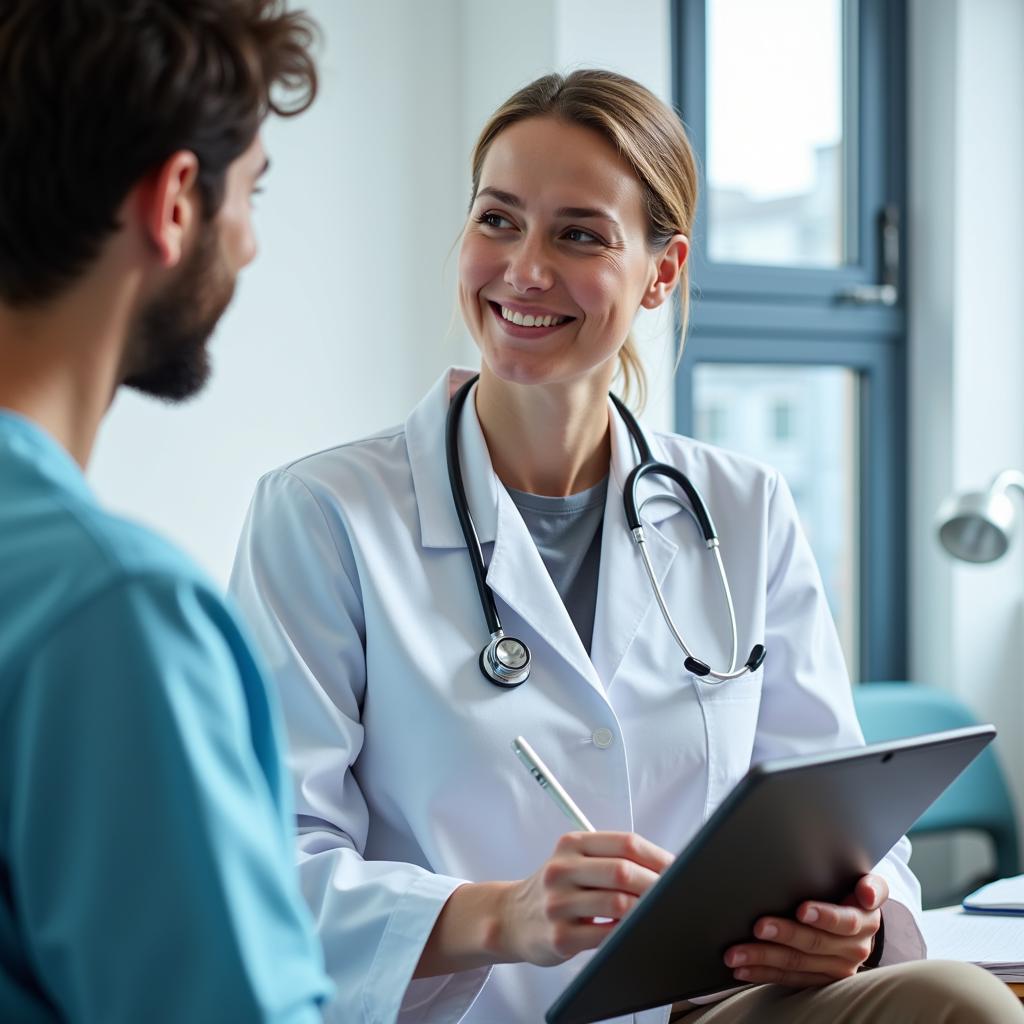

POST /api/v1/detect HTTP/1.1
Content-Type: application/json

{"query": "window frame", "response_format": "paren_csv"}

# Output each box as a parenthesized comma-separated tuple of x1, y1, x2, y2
(672, 0, 908, 681)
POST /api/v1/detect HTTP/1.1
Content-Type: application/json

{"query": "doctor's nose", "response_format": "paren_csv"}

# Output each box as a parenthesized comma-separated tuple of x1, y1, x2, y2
(504, 235, 555, 293)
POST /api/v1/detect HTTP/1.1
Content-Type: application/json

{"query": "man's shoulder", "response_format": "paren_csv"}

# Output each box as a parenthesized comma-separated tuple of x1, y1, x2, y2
(12, 483, 208, 592)
(75, 500, 208, 587)
(0, 478, 223, 677)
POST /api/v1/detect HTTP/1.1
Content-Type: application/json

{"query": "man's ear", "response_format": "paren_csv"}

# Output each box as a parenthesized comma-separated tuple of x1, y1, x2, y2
(640, 235, 690, 310)
(138, 151, 201, 269)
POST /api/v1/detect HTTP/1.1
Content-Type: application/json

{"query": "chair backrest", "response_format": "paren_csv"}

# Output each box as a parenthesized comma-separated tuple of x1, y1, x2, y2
(853, 682, 1020, 880)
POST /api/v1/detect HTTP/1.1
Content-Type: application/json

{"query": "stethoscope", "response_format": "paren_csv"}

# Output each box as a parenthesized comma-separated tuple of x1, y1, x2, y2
(445, 374, 766, 688)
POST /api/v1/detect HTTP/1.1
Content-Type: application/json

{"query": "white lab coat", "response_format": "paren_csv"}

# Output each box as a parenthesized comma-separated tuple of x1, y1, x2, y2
(230, 367, 921, 1024)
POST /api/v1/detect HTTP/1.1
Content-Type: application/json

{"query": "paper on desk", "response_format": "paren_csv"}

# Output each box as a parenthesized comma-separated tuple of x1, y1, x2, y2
(922, 906, 1024, 982)
(963, 874, 1024, 913)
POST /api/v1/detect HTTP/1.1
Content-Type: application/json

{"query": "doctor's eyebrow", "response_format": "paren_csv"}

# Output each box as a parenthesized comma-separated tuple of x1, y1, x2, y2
(477, 187, 523, 208)
(476, 187, 619, 225)
(554, 205, 619, 224)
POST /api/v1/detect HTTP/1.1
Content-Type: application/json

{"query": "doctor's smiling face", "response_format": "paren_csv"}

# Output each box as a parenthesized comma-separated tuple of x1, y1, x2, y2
(459, 115, 687, 393)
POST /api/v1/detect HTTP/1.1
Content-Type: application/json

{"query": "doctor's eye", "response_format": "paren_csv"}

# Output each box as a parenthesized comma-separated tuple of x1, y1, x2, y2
(477, 212, 515, 231)
(562, 227, 602, 245)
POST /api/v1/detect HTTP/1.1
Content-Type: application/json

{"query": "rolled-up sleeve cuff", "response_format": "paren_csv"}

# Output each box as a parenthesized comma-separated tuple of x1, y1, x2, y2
(878, 898, 927, 965)
(351, 873, 490, 1024)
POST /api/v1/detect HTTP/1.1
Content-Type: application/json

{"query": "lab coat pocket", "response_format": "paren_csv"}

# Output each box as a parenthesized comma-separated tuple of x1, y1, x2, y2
(693, 671, 764, 822)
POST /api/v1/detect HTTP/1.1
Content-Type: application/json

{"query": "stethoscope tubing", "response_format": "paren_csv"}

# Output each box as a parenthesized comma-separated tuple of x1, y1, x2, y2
(445, 376, 502, 637)
(445, 374, 765, 687)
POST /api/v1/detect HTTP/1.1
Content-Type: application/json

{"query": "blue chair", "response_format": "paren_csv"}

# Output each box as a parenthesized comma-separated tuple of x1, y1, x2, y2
(853, 682, 1020, 899)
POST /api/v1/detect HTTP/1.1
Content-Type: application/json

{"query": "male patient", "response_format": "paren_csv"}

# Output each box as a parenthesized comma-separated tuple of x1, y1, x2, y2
(0, 2, 331, 1020)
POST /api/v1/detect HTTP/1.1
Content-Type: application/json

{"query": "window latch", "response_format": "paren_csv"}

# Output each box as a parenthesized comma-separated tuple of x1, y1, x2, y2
(838, 204, 900, 307)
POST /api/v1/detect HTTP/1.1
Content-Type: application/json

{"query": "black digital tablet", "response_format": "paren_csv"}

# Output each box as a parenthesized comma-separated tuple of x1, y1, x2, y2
(546, 725, 996, 1024)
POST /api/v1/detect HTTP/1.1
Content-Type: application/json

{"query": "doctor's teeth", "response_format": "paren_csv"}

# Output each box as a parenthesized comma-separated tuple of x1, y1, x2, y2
(500, 306, 566, 328)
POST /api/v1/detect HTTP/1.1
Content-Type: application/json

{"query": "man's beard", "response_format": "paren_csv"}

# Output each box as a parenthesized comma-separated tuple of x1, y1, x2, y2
(121, 223, 236, 402)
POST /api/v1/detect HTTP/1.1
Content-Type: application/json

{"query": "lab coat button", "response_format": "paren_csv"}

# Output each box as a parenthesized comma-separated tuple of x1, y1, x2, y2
(592, 727, 614, 749)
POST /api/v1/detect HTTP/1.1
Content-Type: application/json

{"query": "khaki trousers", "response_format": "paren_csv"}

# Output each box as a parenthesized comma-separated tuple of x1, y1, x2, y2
(673, 961, 1024, 1023)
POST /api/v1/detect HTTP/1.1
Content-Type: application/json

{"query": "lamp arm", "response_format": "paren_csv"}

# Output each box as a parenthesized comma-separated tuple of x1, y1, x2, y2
(991, 469, 1024, 498)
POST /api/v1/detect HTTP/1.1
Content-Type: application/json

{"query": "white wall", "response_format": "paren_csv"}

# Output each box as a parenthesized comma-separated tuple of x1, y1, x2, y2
(908, 0, 1024, 868)
(89, 0, 675, 584)
(90, 0, 466, 583)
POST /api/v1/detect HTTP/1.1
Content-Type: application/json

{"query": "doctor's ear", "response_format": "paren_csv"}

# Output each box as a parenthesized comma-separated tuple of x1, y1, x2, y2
(641, 235, 689, 310)
(133, 150, 201, 269)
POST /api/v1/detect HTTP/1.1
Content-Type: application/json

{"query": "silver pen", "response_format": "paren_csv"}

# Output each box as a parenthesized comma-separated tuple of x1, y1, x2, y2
(512, 735, 596, 832)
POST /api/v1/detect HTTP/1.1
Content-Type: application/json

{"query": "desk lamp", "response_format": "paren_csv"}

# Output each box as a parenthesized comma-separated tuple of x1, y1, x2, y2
(936, 470, 1024, 563)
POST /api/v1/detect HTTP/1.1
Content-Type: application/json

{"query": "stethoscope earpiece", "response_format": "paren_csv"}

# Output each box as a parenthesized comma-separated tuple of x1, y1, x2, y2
(446, 374, 766, 689)
(745, 644, 767, 672)
(688, 645, 766, 680)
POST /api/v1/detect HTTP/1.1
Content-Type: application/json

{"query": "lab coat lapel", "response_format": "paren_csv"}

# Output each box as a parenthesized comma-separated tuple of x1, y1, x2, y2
(591, 404, 682, 690)
(406, 368, 492, 549)
(406, 368, 606, 697)
(485, 485, 606, 697)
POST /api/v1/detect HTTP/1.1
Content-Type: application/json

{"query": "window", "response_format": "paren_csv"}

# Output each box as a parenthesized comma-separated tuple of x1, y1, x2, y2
(674, 0, 907, 681)
(696, 402, 729, 445)
(706, 0, 850, 269)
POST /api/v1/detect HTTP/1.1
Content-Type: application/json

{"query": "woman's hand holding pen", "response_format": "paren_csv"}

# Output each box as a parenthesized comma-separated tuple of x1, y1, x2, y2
(722, 872, 888, 987)
(500, 831, 674, 966)
(413, 830, 673, 979)
(497, 739, 673, 964)
(417, 745, 672, 980)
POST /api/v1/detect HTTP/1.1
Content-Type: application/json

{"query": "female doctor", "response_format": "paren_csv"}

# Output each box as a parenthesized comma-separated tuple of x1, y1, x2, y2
(230, 71, 1020, 1024)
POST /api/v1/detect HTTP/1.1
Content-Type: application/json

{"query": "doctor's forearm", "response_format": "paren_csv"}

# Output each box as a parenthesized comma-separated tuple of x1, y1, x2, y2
(414, 881, 517, 979)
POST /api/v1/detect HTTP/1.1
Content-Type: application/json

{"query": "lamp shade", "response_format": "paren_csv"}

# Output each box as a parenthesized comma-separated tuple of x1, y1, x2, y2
(936, 489, 1016, 563)
(936, 470, 1024, 564)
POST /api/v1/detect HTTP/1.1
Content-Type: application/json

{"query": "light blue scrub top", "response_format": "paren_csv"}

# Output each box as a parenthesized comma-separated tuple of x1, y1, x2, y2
(0, 411, 331, 1022)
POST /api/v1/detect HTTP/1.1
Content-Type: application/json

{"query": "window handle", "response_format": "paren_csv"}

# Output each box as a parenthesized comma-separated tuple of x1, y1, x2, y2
(838, 204, 900, 307)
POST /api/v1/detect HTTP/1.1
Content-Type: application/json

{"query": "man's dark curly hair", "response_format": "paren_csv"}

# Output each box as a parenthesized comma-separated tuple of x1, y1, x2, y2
(0, 0, 318, 305)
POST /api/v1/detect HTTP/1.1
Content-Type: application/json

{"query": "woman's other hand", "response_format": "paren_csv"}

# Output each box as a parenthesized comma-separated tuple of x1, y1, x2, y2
(722, 873, 888, 987)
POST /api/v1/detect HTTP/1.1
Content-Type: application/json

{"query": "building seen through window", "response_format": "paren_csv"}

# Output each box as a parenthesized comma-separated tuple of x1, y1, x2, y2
(693, 363, 859, 675)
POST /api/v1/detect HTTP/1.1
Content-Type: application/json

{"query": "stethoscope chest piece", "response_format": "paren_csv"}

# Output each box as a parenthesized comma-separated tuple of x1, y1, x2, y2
(481, 632, 531, 688)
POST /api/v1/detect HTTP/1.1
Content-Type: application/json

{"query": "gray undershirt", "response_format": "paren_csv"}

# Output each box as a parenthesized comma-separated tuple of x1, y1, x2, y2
(504, 477, 608, 654)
